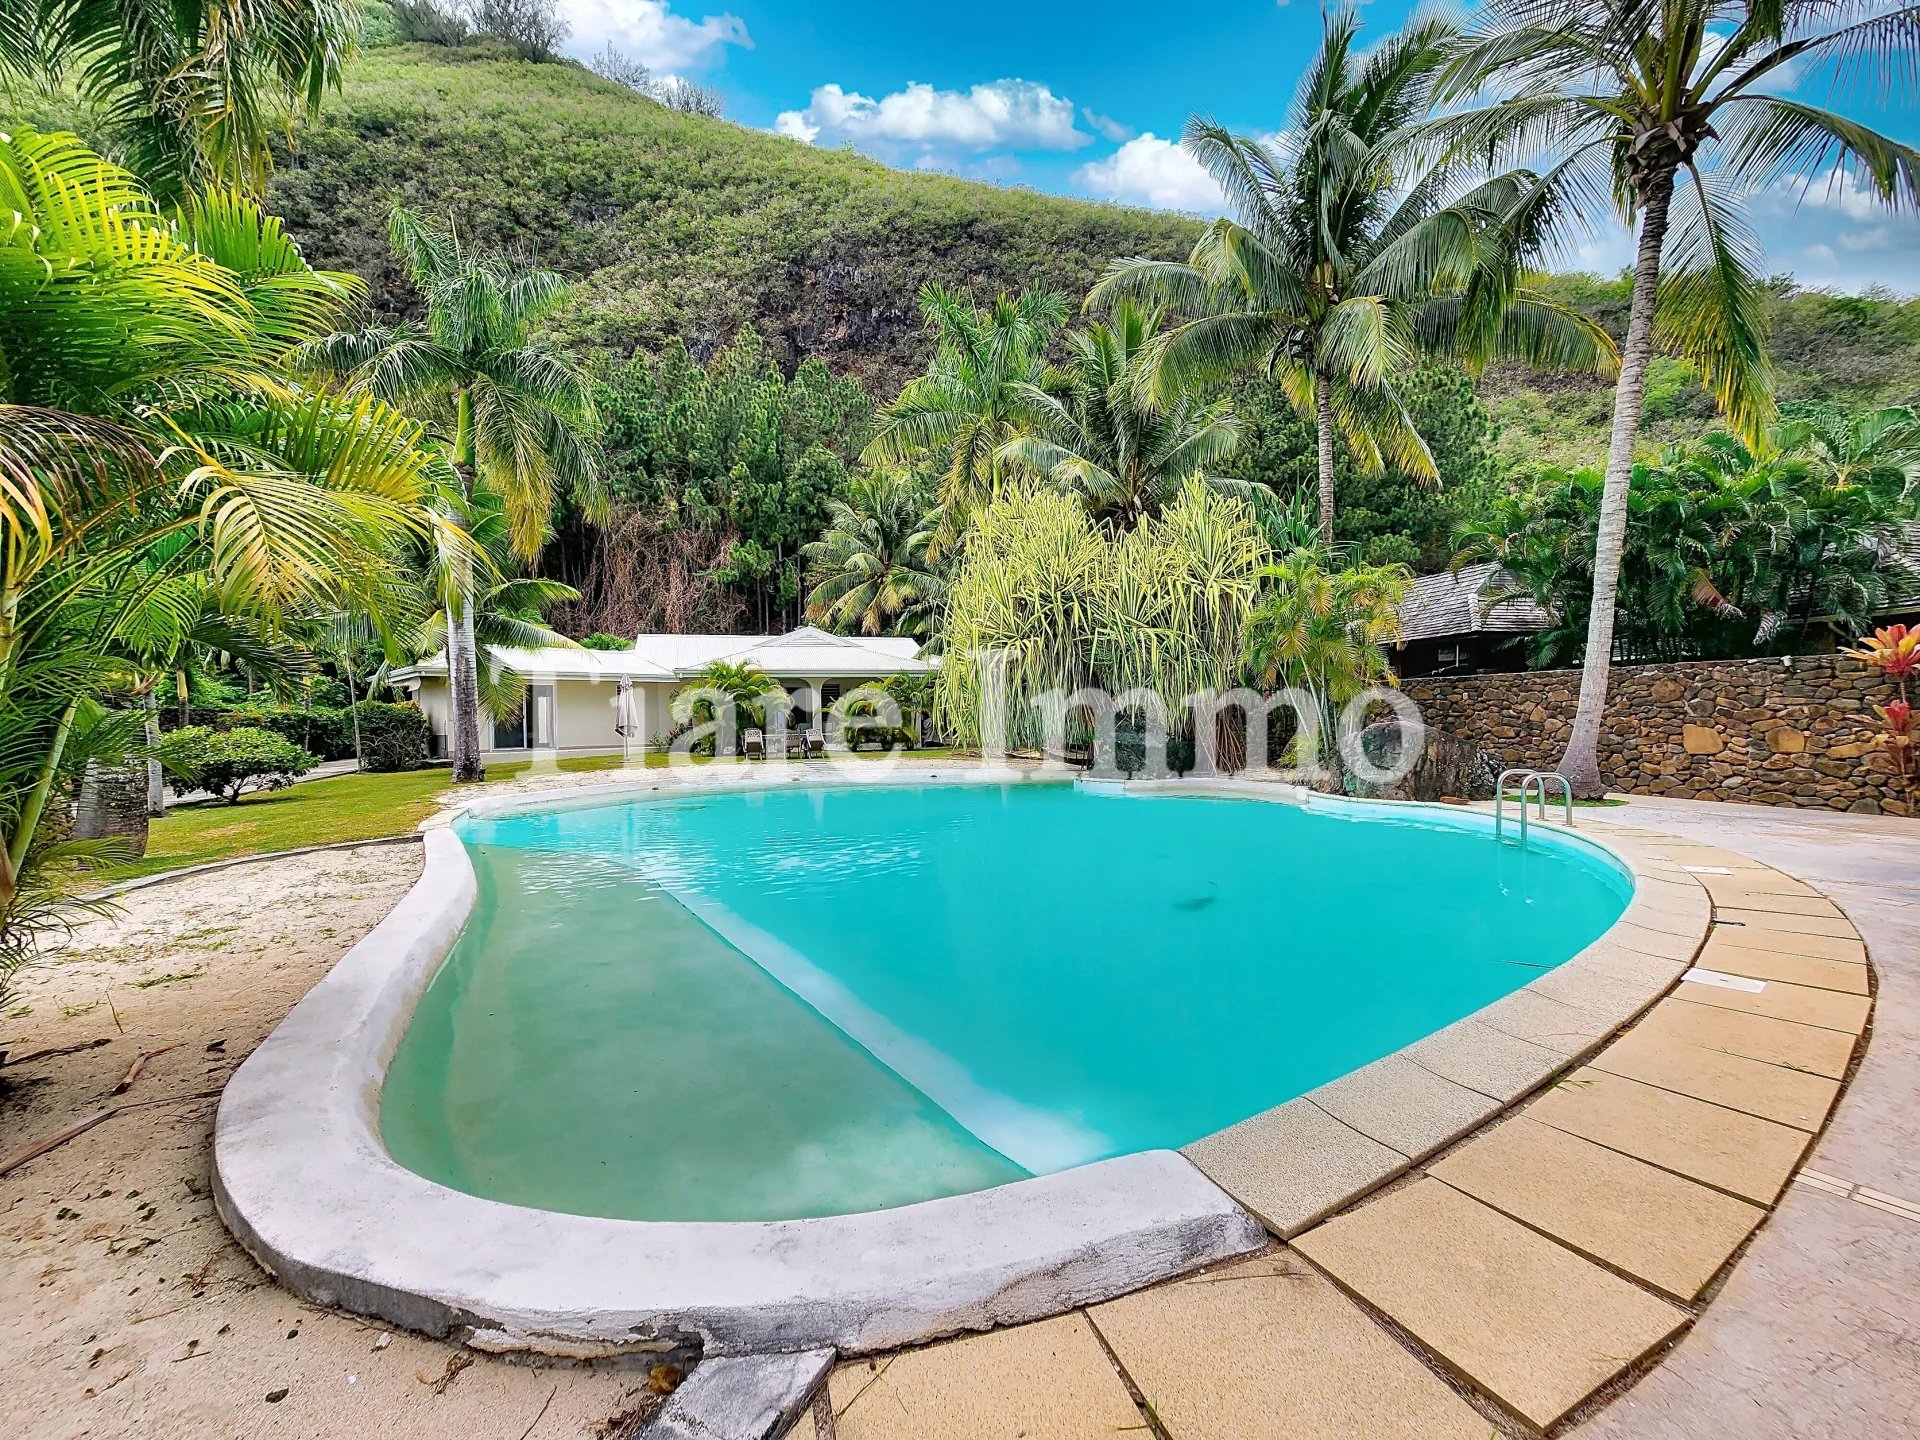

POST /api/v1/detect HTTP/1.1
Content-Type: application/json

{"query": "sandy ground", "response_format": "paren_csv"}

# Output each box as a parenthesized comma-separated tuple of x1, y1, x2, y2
(0, 844, 665, 1440)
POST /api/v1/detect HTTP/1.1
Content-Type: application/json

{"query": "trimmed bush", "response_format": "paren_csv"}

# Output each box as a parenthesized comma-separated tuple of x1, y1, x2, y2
(350, 701, 432, 772)
(157, 726, 319, 803)
(222, 704, 354, 760)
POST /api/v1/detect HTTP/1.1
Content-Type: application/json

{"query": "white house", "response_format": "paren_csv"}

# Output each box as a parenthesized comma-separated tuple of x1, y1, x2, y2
(389, 626, 933, 760)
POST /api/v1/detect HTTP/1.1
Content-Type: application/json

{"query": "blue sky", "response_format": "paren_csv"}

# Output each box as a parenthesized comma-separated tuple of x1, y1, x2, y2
(554, 0, 1920, 292)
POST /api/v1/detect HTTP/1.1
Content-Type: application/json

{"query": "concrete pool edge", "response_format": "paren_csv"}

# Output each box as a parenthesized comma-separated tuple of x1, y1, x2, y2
(211, 762, 1704, 1358)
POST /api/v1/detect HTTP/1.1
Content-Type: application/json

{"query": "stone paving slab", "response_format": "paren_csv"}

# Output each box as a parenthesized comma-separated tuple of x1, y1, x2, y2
(1088, 1252, 1491, 1440)
(1305, 1054, 1495, 1161)
(1636, 996, 1857, 1078)
(1698, 924, 1868, 963)
(1695, 936, 1869, 995)
(1696, 872, 1820, 901)
(1587, 1024, 1841, 1132)
(1714, 908, 1860, 941)
(1474, 987, 1616, 1057)
(1430, 1117, 1766, 1301)
(825, 1315, 1140, 1440)
(1525, 1069, 1812, 1206)
(1703, 888, 1845, 918)
(1402, 1016, 1566, 1103)
(1183, 1098, 1408, 1237)
(1293, 1179, 1687, 1431)
(1676, 973, 1872, 1034)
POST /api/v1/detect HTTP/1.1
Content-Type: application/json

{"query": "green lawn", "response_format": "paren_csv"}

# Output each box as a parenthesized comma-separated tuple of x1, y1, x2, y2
(100, 747, 957, 882)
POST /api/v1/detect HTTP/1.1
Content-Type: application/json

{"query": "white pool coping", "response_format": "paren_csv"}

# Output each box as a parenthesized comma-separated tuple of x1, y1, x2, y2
(212, 761, 1702, 1358)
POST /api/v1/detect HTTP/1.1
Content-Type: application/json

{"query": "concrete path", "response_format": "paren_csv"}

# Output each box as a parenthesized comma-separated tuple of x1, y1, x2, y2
(1574, 800, 1920, 1440)
(782, 799, 1919, 1440)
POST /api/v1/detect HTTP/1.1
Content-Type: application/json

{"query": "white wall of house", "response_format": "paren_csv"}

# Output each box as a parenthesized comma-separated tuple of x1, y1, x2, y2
(401, 673, 915, 759)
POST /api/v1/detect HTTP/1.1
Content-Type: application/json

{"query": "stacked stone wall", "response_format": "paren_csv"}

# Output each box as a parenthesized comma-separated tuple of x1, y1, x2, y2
(1402, 654, 1911, 814)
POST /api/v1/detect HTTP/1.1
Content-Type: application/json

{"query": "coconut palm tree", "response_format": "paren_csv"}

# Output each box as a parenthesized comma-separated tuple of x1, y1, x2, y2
(864, 285, 1068, 547)
(1431, 0, 1920, 795)
(802, 471, 945, 638)
(998, 299, 1257, 528)
(0, 0, 358, 204)
(1093, 8, 1614, 549)
(297, 206, 602, 780)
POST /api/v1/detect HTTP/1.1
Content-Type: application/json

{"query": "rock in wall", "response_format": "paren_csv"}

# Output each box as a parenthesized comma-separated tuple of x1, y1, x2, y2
(1402, 654, 1912, 814)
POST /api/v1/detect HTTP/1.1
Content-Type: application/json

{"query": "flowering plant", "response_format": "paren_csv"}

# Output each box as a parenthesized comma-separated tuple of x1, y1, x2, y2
(1843, 624, 1919, 686)
(1874, 698, 1914, 776)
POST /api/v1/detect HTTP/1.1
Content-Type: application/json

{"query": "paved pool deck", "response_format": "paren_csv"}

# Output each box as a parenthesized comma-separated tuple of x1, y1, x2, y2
(782, 797, 1920, 1440)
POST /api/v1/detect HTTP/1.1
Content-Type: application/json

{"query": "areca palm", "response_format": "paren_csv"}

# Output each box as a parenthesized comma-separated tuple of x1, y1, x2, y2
(1, 132, 435, 958)
(864, 285, 1068, 546)
(999, 299, 1256, 528)
(1430, 0, 1920, 794)
(0, 0, 358, 204)
(1775, 403, 1920, 503)
(1093, 8, 1614, 548)
(802, 470, 945, 638)
(297, 206, 601, 780)
(1244, 549, 1410, 783)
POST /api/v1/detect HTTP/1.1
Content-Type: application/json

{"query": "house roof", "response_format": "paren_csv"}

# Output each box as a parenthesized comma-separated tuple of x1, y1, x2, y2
(393, 626, 930, 685)
(1398, 562, 1552, 643)
(390, 646, 675, 683)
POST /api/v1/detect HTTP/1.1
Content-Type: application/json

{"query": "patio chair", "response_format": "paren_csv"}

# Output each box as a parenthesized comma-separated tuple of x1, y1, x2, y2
(805, 729, 827, 759)
(743, 728, 765, 760)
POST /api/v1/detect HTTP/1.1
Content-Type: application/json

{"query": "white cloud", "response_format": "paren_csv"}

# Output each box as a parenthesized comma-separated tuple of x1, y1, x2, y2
(1082, 108, 1135, 144)
(1805, 242, 1838, 264)
(1073, 132, 1224, 212)
(1785, 166, 1888, 221)
(560, 0, 749, 73)
(775, 79, 1089, 151)
(1838, 225, 1894, 253)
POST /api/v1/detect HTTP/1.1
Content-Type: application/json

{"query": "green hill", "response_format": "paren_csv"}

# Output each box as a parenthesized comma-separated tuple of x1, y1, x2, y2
(263, 43, 1201, 392)
(15, 41, 1914, 465)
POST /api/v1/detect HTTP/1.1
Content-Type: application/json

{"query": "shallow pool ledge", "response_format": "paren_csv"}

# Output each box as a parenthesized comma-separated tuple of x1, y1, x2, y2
(211, 824, 1265, 1358)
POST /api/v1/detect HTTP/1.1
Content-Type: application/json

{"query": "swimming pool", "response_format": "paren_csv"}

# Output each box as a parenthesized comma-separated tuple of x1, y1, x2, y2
(380, 780, 1632, 1223)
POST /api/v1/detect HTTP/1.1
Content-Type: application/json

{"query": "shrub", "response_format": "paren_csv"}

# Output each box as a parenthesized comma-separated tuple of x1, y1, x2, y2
(222, 704, 354, 760)
(579, 631, 632, 651)
(351, 701, 432, 772)
(158, 727, 319, 803)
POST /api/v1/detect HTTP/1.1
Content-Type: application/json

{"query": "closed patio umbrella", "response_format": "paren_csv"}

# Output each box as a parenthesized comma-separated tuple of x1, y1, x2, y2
(614, 678, 638, 739)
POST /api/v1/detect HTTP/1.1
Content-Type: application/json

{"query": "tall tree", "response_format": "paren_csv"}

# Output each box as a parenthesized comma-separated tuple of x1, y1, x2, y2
(802, 471, 945, 638)
(1094, 8, 1612, 547)
(865, 285, 1068, 548)
(1434, 0, 1920, 795)
(999, 298, 1255, 528)
(297, 207, 600, 781)
(0, 0, 358, 204)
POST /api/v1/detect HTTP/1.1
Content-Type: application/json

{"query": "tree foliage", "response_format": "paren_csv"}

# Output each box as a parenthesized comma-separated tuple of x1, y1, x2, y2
(591, 327, 874, 629)
(1455, 426, 1920, 666)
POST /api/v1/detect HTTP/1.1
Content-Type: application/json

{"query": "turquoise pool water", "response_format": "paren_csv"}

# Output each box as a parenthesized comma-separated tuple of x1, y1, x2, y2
(381, 781, 1632, 1221)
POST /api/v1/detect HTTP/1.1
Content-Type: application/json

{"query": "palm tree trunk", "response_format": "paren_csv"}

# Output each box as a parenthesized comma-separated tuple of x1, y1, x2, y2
(1314, 371, 1337, 548)
(447, 598, 486, 782)
(1557, 165, 1677, 799)
(143, 689, 166, 816)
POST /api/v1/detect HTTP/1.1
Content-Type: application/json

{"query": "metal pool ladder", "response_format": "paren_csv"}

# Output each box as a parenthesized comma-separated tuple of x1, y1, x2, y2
(1496, 769, 1574, 846)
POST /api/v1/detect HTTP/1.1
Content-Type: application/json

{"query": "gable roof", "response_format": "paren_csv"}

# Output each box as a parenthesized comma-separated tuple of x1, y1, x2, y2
(1399, 562, 1552, 643)
(704, 625, 932, 677)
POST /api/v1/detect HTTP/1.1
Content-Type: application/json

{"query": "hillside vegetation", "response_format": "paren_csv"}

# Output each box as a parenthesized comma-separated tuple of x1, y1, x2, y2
(262, 43, 1201, 391)
(249, 44, 1920, 466)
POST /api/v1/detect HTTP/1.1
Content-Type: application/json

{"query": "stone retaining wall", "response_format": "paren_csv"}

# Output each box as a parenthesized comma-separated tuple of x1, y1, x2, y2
(1402, 654, 1913, 814)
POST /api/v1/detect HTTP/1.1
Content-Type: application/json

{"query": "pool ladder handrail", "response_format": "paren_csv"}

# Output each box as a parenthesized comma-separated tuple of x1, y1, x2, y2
(1495, 768, 1574, 845)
